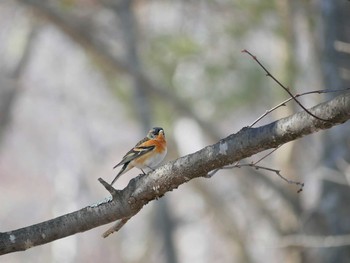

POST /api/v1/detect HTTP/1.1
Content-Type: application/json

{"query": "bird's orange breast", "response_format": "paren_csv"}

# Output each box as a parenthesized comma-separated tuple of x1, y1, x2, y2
(132, 132, 167, 168)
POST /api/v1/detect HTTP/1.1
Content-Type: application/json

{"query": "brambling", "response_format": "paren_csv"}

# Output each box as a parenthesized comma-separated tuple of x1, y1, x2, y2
(111, 127, 167, 185)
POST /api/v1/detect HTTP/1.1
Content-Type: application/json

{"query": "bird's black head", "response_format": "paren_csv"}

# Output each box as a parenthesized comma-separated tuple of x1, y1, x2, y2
(148, 127, 164, 138)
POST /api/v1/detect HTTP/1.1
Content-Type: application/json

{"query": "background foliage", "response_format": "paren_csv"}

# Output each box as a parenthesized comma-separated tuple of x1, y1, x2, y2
(0, 0, 349, 262)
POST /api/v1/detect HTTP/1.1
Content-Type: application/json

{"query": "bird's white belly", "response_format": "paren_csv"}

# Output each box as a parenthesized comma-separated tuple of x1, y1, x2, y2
(133, 148, 167, 170)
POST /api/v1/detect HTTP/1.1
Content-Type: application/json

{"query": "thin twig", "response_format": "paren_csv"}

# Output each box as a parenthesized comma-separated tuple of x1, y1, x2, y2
(237, 163, 304, 193)
(242, 49, 333, 123)
(209, 162, 304, 193)
(249, 88, 350, 127)
(277, 233, 350, 248)
(253, 145, 282, 165)
(206, 160, 241, 178)
(102, 217, 132, 238)
(206, 168, 220, 178)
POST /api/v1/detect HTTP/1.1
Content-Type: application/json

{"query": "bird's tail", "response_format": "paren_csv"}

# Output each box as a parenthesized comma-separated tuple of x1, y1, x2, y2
(111, 163, 128, 185)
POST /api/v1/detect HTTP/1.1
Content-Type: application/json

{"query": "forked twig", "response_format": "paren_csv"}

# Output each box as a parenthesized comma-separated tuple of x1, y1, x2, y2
(224, 163, 304, 193)
(207, 157, 304, 193)
(249, 88, 350, 127)
(242, 49, 332, 123)
(206, 50, 349, 193)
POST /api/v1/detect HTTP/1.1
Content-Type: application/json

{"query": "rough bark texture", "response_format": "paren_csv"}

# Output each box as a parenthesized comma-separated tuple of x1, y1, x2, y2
(0, 91, 349, 255)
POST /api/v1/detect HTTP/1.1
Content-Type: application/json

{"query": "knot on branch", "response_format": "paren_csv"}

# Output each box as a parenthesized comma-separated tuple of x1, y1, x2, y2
(98, 177, 122, 200)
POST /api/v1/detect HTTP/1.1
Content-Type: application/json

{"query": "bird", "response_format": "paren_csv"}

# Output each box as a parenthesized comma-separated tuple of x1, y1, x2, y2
(111, 127, 167, 185)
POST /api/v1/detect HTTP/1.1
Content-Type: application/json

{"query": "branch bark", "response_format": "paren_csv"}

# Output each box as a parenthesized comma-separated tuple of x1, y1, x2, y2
(1, 92, 349, 255)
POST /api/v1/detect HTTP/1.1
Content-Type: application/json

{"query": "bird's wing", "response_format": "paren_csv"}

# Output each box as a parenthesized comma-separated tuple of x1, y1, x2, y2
(113, 137, 155, 169)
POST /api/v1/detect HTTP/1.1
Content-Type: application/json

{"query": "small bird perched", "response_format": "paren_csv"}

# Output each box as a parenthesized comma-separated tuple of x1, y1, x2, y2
(111, 127, 167, 185)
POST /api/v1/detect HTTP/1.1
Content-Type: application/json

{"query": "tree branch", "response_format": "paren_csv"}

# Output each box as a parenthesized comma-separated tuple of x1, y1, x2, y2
(242, 49, 332, 122)
(1, 92, 349, 255)
(277, 234, 350, 248)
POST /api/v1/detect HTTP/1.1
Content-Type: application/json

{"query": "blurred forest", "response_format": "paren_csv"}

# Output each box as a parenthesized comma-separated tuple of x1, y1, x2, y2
(1, 0, 350, 263)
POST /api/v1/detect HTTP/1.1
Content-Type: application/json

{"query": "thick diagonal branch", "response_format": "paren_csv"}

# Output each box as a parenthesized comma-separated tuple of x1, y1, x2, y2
(0, 92, 349, 255)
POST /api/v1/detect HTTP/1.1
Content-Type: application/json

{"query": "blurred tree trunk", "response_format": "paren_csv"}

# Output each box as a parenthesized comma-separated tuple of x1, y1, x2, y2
(302, 1, 350, 262)
(0, 23, 38, 144)
(114, 0, 151, 129)
(113, 1, 178, 262)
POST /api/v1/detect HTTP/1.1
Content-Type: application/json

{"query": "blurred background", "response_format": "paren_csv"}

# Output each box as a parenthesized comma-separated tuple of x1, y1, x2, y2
(0, 0, 350, 262)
